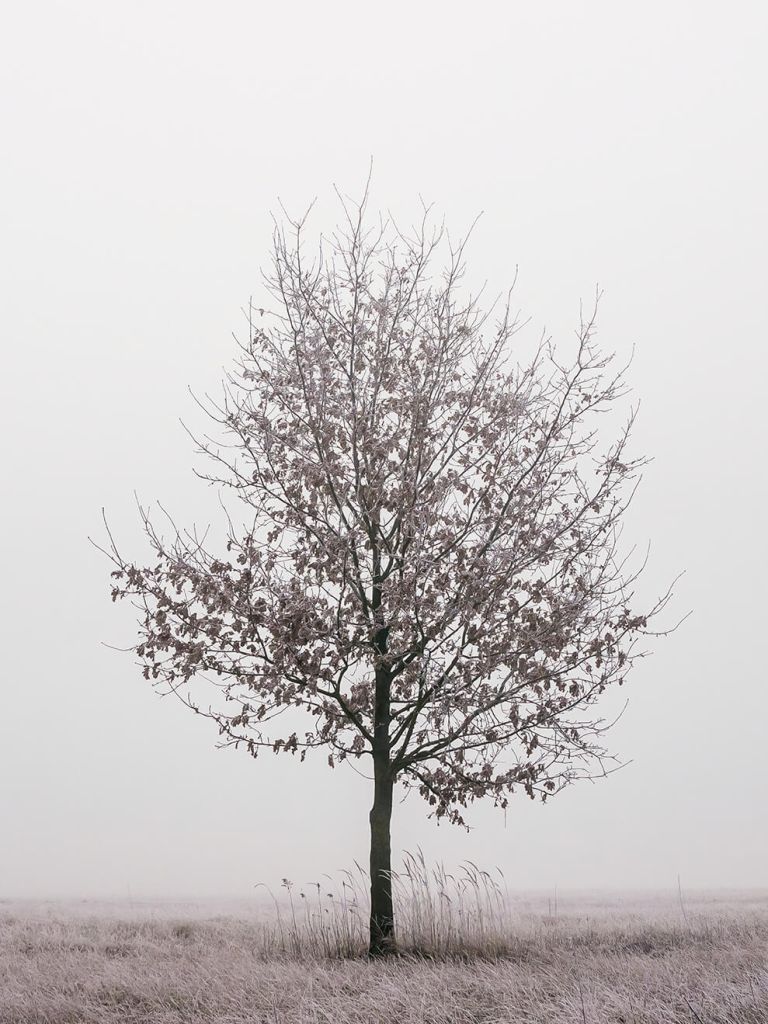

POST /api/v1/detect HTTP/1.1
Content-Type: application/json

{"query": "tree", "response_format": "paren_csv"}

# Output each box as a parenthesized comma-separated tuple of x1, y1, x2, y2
(102, 190, 670, 956)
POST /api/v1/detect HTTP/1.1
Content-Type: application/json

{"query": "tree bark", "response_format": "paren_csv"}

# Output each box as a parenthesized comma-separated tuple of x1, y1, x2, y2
(369, 537, 396, 957)
(369, 754, 395, 956)
(369, 647, 395, 955)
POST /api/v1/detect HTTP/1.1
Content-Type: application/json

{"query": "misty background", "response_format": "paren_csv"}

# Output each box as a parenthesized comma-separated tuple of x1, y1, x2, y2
(1, 1, 765, 899)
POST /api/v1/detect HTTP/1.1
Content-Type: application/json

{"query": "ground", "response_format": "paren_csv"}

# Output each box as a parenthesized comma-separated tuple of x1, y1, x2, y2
(1, 890, 766, 1023)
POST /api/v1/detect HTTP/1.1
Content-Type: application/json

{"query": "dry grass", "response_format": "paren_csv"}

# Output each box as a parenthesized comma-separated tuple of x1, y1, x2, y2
(2, 864, 766, 1023)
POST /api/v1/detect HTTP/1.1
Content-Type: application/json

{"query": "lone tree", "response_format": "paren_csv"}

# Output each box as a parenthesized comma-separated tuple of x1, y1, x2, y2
(103, 191, 669, 956)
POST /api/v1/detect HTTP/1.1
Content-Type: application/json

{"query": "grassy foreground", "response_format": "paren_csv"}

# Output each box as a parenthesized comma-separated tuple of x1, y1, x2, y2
(1, 885, 766, 1024)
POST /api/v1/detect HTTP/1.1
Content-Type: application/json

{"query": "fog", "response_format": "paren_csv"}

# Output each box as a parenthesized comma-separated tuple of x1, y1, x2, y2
(1, 1, 765, 900)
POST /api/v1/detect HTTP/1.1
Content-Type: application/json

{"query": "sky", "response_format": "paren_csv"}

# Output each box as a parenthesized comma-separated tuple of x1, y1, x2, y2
(1, 0, 766, 900)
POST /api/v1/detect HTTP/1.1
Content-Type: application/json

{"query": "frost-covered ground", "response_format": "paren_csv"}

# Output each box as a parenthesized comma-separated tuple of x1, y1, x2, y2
(2, 890, 766, 1023)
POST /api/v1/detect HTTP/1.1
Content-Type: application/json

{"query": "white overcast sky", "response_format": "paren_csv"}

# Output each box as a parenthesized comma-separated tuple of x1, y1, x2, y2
(1, 1, 766, 899)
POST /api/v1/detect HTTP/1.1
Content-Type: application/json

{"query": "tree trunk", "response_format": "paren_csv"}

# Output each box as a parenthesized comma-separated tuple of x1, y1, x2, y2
(369, 755, 395, 956)
(369, 554, 394, 956)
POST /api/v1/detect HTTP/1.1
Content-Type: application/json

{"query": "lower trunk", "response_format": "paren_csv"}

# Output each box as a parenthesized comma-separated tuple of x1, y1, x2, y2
(368, 763, 395, 956)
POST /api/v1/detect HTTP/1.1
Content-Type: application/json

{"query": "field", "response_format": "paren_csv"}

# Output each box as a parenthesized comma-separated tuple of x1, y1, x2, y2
(2, 871, 767, 1024)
